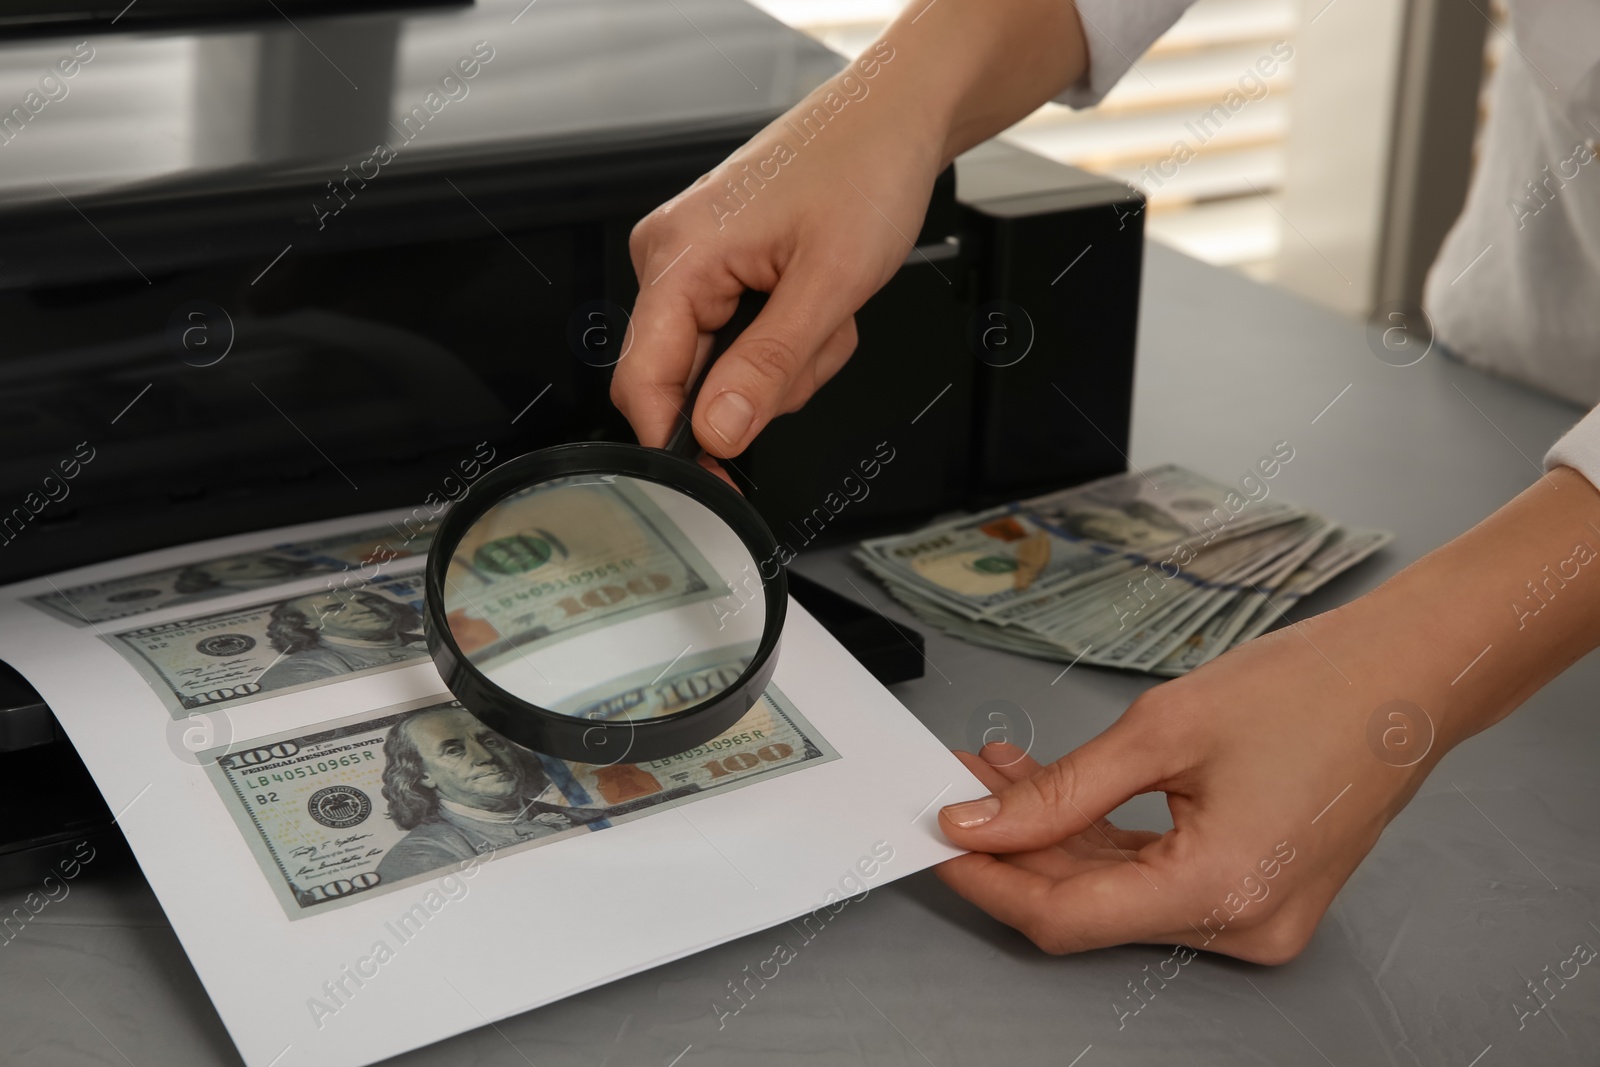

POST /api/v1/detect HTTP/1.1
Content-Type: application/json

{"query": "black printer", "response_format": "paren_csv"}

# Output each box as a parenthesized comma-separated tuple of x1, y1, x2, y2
(0, 0, 1144, 884)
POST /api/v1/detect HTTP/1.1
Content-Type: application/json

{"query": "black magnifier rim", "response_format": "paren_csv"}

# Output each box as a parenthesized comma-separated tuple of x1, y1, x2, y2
(424, 442, 787, 765)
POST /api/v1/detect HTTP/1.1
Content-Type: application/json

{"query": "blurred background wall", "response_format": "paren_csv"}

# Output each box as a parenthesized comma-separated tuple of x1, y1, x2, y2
(748, 0, 1499, 321)
(0, 0, 1499, 321)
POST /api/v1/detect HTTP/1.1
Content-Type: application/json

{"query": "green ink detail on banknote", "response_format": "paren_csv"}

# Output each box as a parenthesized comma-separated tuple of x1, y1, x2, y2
(444, 477, 722, 665)
(202, 661, 834, 919)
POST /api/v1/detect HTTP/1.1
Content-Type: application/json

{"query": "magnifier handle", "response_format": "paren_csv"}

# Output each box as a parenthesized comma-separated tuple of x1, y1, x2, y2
(664, 289, 769, 460)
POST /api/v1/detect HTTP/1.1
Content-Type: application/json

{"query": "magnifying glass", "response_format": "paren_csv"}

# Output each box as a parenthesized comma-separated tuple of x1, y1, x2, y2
(423, 292, 785, 765)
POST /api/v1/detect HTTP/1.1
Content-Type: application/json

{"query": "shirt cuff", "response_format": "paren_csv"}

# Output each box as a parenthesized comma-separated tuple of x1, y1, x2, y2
(1054, 0, 1195, 109)
(1545, 405, 1600, 487)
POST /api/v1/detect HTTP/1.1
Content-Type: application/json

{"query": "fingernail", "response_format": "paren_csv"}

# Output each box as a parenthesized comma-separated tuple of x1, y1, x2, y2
(705, 391, 755, 446)
(942, 796, 1000, 829)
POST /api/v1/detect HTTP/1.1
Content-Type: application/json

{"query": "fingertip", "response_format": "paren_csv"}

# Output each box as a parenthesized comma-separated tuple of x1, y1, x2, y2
(627, 385, 684, 449)
(695, 453, 740, 491)
(933, 851, 1003, 894)
(951, 749, 984, 771)
(616, 282, 710, 448)
(932, 850, 1059, 939)
(979, 741, 1026, 766)
(952, 751, 1016, 796)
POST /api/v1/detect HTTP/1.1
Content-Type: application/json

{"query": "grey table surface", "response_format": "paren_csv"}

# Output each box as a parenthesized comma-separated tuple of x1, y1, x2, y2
(9, 242, 1599, 1067)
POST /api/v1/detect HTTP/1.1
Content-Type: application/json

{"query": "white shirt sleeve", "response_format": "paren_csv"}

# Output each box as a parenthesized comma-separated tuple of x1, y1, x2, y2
(1054, 0, 1197, 108)
(1545, 406, 1600, 486)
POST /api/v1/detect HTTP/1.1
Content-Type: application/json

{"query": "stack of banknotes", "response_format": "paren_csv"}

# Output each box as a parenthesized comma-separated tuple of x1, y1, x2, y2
(856, 463, 1391, 676)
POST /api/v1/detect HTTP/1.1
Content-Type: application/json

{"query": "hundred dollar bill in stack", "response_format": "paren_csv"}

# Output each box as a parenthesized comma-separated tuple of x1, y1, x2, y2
(856, 464, 1391, 676)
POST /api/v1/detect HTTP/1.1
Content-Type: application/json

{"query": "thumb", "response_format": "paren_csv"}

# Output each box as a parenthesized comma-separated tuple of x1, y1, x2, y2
(691, 256, 860, 458)
(939, 720, 1166, 853)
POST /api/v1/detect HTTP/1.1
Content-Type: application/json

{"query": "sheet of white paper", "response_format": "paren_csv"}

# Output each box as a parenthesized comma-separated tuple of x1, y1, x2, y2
(0, 509, 984, 1067)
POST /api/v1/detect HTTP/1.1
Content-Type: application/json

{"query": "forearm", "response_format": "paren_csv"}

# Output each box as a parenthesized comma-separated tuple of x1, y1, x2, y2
(1333, 466, 1600, 751)
(906, 0, 1089, 164)
(784, 0, 1087, 170)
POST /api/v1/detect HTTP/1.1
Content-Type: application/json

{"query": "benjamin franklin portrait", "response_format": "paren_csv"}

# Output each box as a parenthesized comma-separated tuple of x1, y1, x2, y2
(374, 706, 608, 884)
(171, 553, 318, 601)
(255, 589, 426, 691)
(1040, 500, 1188, 551)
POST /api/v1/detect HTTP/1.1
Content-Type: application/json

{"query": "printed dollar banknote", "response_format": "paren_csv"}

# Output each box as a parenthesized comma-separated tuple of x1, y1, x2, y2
(857, 465, 1307, 623)
(103, 574, 430, 718)
(29, 519, 437, 626)
(203, 657, 834, 918)
(1020, 462, 1302, 550)
(856, 509, 1127, 620)
(443, 478, 720, 665)
(1226, 528, 1395, 647)
(546, 642, 759, 722)
(859, 465, 1390, 676)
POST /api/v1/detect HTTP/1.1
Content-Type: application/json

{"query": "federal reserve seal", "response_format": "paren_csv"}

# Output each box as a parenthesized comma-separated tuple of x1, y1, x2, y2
(308, 785, 372, 829)
(195, 633, 256, 657)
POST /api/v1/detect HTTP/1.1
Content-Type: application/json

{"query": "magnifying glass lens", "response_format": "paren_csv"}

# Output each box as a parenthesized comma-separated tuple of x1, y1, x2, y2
(441, 474, 767, 726)
(424, 292, 784, 762)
